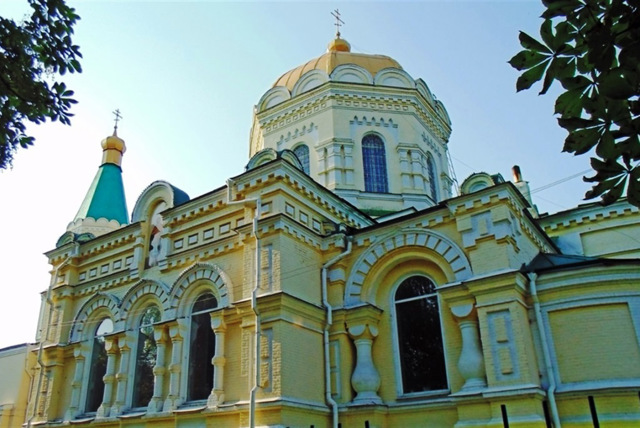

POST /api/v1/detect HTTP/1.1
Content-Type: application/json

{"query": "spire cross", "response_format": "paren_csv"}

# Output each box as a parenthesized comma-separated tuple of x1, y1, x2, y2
(112, 109, 123, 133)
(331, 9, 344, 37)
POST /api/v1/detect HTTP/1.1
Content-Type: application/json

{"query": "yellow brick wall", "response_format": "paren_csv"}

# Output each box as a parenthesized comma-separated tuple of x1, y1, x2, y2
(550, 303, 640, 383)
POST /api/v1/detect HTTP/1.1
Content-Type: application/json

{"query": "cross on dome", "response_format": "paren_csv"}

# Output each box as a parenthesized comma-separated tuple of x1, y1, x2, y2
(112, 108, 123, 133)
(331, 9, 344, 37)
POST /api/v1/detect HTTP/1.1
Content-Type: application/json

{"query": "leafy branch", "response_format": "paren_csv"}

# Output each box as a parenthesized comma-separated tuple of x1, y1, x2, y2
(509, 0, 640, 206)
(0, 0, 82, 169)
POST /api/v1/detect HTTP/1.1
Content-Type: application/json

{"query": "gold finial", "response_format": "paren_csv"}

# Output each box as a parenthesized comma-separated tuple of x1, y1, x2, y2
(112, 108, 123, 135)
(331, 9, 344, 38)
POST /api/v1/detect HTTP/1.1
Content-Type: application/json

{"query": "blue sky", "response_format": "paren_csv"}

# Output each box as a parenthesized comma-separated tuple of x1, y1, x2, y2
(0, 0, 592, 349)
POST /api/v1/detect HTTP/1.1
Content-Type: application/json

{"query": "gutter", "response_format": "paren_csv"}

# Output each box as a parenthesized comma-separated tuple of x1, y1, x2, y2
(321, 230, 351, 428)
(226, 179, 261, 428)
(528, 272, 561, 428)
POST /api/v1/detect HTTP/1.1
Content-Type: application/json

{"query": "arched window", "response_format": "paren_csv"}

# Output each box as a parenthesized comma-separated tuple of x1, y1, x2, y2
(394, 276, 447, 393)
(362, 134, 388, 193)
(188, 292, 217, 401)
(132, 305, 161, 408)
(86, 317, 113, 412)
(293, 144, 310, 174)
(427, 155, 438, 201)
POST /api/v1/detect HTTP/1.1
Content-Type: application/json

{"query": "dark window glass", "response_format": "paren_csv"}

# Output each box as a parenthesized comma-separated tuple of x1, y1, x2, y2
(293, 145, 310, 174)
(132, 305, 161, 407)
(427, 155, 438, 200)
(188, 293, 217, 401)
(362, 134, 388, 193)
(395, 276, 447, 393)
(86, 318, 113, 412)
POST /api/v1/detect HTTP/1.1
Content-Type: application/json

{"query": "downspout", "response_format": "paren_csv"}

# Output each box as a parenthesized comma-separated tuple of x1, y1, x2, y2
(27, 247, 75, 427)
(226, 179, 261, 428)
(321, 231, 352, 428)
(528, 272, 561, 428)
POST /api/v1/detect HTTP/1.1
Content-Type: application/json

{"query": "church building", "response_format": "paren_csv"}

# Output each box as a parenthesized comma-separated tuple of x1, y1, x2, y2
(2, 30, 640, 428)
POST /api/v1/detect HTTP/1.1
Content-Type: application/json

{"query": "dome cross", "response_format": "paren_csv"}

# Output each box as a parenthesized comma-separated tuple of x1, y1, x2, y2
(331, 9, 344, 37)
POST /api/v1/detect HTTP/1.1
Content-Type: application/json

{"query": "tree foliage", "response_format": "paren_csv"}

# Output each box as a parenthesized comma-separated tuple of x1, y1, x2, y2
(510, 0, 640, 206)
(0, 0, 81, 170)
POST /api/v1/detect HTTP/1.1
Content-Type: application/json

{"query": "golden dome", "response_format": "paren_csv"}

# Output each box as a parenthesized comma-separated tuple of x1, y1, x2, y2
(272, 37, 403, 91)
(101, 131, 126, 166)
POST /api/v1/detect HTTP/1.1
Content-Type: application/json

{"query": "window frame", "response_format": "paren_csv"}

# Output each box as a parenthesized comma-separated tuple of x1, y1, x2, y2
(390, 273, 449, 398)
(184, 291, 218, 403)
(129, 304, 161, 410)
(293, 143, 310, 175)
(362, 133, 389, 193)
(83, 316, 114, 414)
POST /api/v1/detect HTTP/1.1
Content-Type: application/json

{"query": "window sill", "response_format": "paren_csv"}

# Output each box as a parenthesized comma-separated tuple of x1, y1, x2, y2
(396, 389, 450, 401)
(173, 402, 207, 414)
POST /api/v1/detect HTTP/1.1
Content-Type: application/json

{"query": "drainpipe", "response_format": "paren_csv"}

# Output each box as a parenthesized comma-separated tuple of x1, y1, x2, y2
(226, 179, 261, 428)
(528, 272, 561, 428)
(321, 231, 351, 428)
(27, 247, 75, 427)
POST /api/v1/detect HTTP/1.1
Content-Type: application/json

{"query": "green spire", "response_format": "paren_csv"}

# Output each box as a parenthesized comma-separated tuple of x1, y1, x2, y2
(69, 131, 129, 233)
(73, 162, 128, 225)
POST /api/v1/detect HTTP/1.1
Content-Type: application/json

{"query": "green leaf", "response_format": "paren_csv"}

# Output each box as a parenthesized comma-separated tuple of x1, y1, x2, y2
(555, 88, 584, 117)
(508, 50, 548, 71)
(518, 31, 551, 54)
(598, 69, 635, 99)
(539, 19, 555, 50)
(563, 128, 601, 154)
(601, 178, 626, 205)
(557, 117, 598, 131)
(516, 61, 549, 92)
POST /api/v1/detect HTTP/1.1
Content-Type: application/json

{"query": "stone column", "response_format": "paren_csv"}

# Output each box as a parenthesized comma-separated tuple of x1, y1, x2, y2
(451, 304, 486, 392)
(343, 144, 354, 185)
(410, 151, 425, 190)
(397, 148, 411, 189)
(65, 344, 89, 420)
(111, 333, 134, 415)
(208, 314, 227, 407)
(148, 325, 168, 413)
(163, 320, 187, 411)
(347, 322, 382, 404)
(96, 336, 119, 418)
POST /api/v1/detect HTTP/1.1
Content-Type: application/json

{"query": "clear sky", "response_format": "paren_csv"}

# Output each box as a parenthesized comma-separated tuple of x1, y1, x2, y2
(0, 0, 593, 349)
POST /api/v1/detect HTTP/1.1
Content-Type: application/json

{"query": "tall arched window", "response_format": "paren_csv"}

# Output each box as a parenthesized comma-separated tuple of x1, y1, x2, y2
(86, 317, 113, 412)
(132, 305, 161, 408)
(293, 144, 310, 175)
(362, 134, 388, 193)
(426, 155, 438, 201)
(395, 276, 447, 393)
(188, 292, 217, 401)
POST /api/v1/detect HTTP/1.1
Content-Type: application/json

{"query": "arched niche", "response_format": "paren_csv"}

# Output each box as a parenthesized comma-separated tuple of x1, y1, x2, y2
(345, 228, 472, 307)
(331, 64, 373, 85)
(415, 79, 435, 104)
(119, 279, 170, 328)
(69, 293, 121, 343)
(170, 263, 232, 317)
(435, 100, 452, 125)
(291, 69, 329, 97)
(131, 180, 190, 223)
(374, 68, 415, 89)
(257, 86, 291, 112)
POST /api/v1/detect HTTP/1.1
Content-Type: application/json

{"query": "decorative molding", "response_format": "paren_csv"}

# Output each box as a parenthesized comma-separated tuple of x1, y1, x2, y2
(345, 228, 472, 306)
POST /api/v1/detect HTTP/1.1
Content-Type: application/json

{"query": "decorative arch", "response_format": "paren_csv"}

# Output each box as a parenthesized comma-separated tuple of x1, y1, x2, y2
(119, 279, 170, 323)
(246, 148, 278, 170)
(374, 68, 415, 89)
(69, 293, 121, 343)
(435, 100, 452, 125)
(291, 69, 329, 97)
(415, 79, 435, 105)
(170, 263, 232, 316)
(131, 180, 190, 223)
(257, 86, 291, 112)
(345, 228, 472, 306)
(331, 64, 373, 85)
